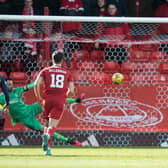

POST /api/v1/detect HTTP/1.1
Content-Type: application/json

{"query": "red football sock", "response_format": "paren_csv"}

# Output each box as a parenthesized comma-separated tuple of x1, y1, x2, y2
(47, 126, 56, 139)
(48, 138, 52, 148)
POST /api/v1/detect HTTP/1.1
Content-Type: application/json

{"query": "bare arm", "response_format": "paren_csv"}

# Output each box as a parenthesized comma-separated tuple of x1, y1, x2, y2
(67, 82, 75, 97)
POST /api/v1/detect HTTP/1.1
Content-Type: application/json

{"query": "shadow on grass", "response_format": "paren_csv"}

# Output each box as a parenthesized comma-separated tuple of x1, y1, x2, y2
(0, 154, 105, 158)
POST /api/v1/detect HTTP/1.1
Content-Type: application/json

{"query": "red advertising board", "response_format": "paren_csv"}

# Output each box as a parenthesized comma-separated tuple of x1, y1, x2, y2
(4, 83, 168, 132)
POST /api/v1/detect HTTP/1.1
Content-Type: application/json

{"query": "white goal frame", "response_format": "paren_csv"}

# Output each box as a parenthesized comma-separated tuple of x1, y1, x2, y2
(0, 15, 167, 23)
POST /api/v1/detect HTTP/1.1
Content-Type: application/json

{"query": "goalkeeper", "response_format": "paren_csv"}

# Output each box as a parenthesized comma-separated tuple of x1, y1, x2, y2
(0, 78, 84, 146)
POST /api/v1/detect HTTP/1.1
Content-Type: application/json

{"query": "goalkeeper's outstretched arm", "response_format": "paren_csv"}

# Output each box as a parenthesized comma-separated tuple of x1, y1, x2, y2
(23, 80, 35, 92)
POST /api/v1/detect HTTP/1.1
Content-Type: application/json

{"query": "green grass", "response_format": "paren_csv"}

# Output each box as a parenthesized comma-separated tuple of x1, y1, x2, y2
(0, 147, 168, 168)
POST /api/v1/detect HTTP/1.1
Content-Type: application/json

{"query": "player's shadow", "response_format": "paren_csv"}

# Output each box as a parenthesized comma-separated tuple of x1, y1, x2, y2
(0, 154, 102, 157)
(49, 155, 103, 158)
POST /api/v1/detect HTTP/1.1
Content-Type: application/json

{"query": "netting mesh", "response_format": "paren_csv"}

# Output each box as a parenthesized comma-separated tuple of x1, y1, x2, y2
(0, 18, 168, 131)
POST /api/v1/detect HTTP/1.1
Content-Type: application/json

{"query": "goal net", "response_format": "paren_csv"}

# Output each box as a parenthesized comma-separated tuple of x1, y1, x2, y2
(0, 13, 168, 132)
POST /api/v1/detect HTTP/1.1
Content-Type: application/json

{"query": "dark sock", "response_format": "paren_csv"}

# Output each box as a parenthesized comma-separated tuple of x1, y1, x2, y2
(67, 139, 76, 145)
(75, 97, 81, 103)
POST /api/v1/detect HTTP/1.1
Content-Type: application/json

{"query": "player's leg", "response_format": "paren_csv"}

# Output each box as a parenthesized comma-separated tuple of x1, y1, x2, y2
(52, 132, 81, 146)
(19, 114, 80, 147)
(30, 103, 69, 142)
(66, 93, 85, 104)
(30, 103, 42, 116)
(19, 116, 78, 156)
(19, 116, 42, 131)
(40, 124, 81, 145)
(30, 103, 81, 145)
(43, 118, 60, 151)
(42, 97, 84, 155)
(43, 118, 60, 153)
(42, 101, 64, 155)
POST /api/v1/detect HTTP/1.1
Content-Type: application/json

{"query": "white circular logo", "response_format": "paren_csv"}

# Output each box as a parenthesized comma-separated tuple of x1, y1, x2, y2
(70, 97, 163, 128)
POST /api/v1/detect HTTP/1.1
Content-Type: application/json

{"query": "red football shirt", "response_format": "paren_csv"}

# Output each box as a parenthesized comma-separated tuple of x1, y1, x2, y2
(39, 65, 73, 100)
(60, 0, 84, 11)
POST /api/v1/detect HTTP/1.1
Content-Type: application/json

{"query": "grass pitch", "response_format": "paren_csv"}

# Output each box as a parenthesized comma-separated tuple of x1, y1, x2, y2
(0, 147, 168, 168)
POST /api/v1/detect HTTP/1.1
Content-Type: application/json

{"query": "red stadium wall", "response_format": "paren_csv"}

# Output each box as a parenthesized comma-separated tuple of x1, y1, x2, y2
(4, 84, 168, 132)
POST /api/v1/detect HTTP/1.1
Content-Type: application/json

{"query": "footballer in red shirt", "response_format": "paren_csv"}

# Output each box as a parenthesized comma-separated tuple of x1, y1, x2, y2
(37, 61, 73, 120)
(34, 50, 75, 155)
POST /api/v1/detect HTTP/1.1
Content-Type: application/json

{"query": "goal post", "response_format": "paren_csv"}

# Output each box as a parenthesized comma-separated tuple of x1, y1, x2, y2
(0, 14, 168, 134)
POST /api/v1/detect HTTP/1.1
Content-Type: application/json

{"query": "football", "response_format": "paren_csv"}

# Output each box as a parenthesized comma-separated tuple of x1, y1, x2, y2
(112, 73, 124, 84)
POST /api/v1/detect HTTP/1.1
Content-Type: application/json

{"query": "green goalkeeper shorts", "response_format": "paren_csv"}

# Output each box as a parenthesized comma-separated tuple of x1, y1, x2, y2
(19, 103, 42, 131)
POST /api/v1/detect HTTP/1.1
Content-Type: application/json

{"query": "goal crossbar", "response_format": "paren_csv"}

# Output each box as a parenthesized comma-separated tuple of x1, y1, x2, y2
(0, 15, 168, 23)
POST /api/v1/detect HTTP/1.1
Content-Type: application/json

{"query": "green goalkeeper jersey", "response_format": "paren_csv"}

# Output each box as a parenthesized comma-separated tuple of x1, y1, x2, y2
(0, 81, 35, 123)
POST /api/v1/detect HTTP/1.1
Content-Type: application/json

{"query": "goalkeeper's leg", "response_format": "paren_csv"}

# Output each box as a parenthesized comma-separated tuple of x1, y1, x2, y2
(66, 93, 85, 104)
(19, 116, 81, 146)
(52, 132, 81, 146)
(41, 126, 81, 147)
